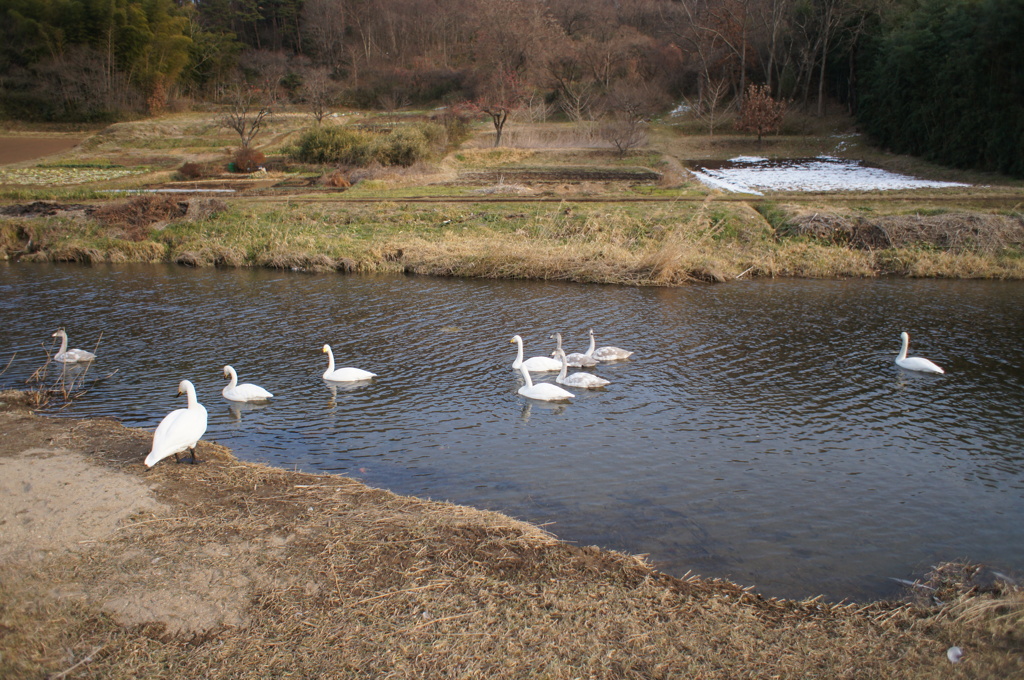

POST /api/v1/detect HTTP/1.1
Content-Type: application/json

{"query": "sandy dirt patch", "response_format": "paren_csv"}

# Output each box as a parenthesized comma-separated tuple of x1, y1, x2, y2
(0, 449, 166, 562)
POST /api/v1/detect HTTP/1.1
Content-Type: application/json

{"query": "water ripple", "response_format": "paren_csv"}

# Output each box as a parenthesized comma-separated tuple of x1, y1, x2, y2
(2, 263, 1023, 601)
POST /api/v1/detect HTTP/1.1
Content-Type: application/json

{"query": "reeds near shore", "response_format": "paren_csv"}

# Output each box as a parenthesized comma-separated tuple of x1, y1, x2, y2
(3, 197, 1023, 281)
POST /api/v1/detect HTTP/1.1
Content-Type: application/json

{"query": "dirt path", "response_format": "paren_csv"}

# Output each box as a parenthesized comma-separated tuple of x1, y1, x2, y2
(0, 407, 1019, 679)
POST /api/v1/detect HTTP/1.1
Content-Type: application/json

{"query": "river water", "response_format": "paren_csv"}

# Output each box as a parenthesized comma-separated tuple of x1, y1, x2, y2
(2, 262, 1022, 601)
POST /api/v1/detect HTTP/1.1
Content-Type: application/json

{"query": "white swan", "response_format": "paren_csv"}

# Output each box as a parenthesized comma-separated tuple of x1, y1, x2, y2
(585, 328, 634, 361)
(221, 365, 274, 402)
(550, 332, 598, 368)
(895, 332, 944, 374)
(51, 328, 95, 363)
(516, 363, 574, 402)
(322, 344, 376, 382)
(554, 348, 609, 389)
(145, 380, 208, 467)
(510, 335, 562, 372)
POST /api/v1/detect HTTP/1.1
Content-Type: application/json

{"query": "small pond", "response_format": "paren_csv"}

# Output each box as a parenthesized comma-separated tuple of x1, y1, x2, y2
(1, 263, 1022, 601)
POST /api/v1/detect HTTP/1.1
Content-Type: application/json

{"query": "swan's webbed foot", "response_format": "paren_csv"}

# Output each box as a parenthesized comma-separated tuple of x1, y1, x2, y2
(188, 447, 199, 464)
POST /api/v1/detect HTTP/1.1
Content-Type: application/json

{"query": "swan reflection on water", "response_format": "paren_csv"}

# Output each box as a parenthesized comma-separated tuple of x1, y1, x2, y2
(227, 400, 271, 422)
(323, 379, 374, 409)
(520, 400, 568, 422)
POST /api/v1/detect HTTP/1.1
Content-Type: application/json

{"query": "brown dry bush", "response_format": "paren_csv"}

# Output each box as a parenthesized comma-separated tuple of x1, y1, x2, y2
(93, 195, 188, 240)
(320, 171, 352, 188)
(234, 147, 267, 173)
(177, 161, 206, 179)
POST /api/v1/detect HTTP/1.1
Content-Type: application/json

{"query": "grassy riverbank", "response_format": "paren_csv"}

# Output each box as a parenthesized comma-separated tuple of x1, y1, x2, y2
(1, 111, 1023, 284)
(1, 404, 1022, 679)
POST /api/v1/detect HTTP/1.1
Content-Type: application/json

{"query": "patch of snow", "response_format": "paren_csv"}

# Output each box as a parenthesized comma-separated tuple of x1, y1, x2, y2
(669, 102, 692, 116)
(691, 156, 969, 193)
(689, 170, 764, 196)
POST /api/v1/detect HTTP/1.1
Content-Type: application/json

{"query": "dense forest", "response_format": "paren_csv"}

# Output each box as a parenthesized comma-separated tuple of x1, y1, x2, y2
(0, 0, 1021, 176)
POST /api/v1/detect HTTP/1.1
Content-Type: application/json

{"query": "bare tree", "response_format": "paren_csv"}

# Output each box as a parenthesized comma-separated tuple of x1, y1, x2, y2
(302, 67, 340, 123)
(302, 0, 348, 67)
(597, 78, 666, 156)
(221, 81, 273, 148)
(462, 69, 528, 147)
(685, 75, 732, 136)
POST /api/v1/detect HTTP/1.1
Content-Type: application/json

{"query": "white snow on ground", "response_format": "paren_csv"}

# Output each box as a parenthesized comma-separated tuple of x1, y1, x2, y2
(690, 171, 764, 195)
(691, 156, 970, 193)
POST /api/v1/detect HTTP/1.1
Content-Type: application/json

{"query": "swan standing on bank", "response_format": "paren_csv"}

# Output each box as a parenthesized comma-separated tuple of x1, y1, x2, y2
(584, 328, 634, 361)
(516, 362, 575, 402)
(51, 328, 96, 363)
(322, 344, 377, 381)
(550, 332, 597, 368)
(145, 380, 208, 467)
(554, 348, 609, 389)
(221, 365, 274, 402)
(895, 332, 945, 374)
(510, 334, 562, 372)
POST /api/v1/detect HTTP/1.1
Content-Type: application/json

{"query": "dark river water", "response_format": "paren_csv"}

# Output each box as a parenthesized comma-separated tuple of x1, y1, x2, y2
(2, 262, 1022, 601)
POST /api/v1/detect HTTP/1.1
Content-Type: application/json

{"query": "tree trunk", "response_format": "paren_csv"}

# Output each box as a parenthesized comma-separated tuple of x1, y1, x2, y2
(817, 29, 829, 117)
(492, 109, 508, 147)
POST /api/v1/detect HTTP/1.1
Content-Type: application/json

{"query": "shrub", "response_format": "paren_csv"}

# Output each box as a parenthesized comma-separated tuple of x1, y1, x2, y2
(292, 126, 375, 165)
(233, 148, 267, 173)
(177, 162, 205, 179)
(292, 123, 440, 167)
(373, 127, 429, 167)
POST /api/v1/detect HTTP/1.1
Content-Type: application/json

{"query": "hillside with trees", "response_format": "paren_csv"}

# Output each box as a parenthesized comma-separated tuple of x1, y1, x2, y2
(1, 0, 1022, 176)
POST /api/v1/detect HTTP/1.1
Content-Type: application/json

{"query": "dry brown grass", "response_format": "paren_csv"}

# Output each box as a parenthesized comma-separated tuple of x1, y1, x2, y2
(788, 209, 1024, 253)
(174, 244, 246, 268)
(93, 195, 188, 239)
(254, 247, 354, 273)
(2, 411, 1020, 679)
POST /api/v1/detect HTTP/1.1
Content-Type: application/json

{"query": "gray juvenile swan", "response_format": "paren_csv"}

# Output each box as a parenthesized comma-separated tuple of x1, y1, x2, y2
(554, 348, 609, 389)
(51, 328, 96, 363)
(550, 332, 597, 368)
(584, 328, 634, 361)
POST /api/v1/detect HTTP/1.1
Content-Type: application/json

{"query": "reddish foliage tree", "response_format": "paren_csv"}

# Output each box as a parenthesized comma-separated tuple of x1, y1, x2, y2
(736, 83, 786, 143)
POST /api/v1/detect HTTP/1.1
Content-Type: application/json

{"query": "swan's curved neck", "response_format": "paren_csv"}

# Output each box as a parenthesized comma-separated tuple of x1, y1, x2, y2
(184, 384, 199, 408)
(519, 364, 534, 388)
(57, 333, 68, 355)
(554, 333, 563, 351)
(325, 348, 335, 373)
(225, 369, 238, 389)
(587, 331, 595, 355)
(514, 337, 524, 363)
(898, 334, 909, 361)
(557, 350, 568, 380)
